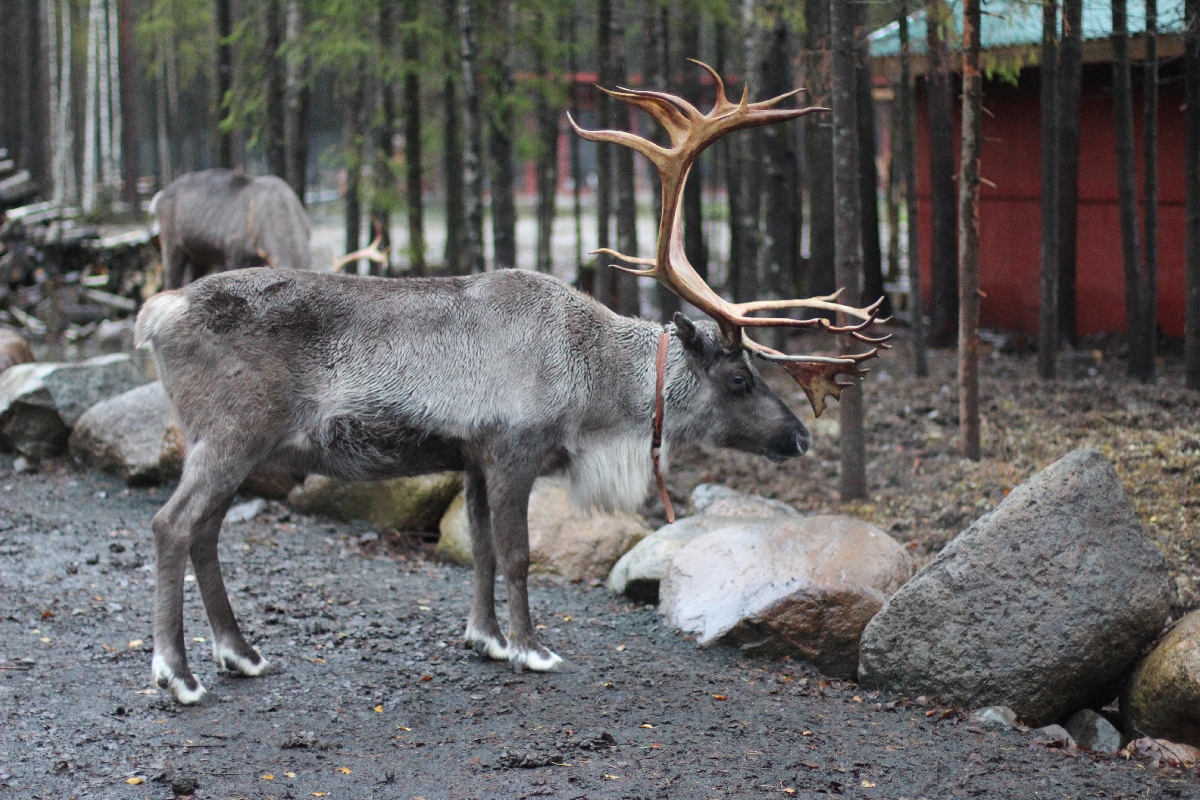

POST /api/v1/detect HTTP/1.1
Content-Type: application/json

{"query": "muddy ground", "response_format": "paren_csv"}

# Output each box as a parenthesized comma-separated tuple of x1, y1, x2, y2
(2, 335, 1199, 799)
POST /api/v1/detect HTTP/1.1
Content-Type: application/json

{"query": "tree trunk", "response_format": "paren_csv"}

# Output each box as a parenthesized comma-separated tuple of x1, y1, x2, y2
(611, 12, 640, 316)
(886, 91, 901, 286)
(1038, 0, 1060, 379)
(442, 0, 465, 273)
(736, 2, 763, 304)
(487, 0, 517, 270)
(215, 0, 234, 168)
(284, 0, 310, 205)
(593, 0, 613, 305)
(681, 10, 708, 283)
(898, 0, 927, 377)
(155, 30, 172, 186)
(117, 0, 137, 207)
(1057, 0, 1082, 345)
(717, 14, 743, 303)
(262, 0, 286, 178)
(856, 2, 887, 314)
(831, 0, 866, 501)
(958, 0, 982, 461)
(926, 0, 957, 347)
(1187, 0, 1200, 389)
(402, 0, 424, 275)
(344, 60, 366, 271)
(1114, 0, 1142, 378)
(533, 9, 559, 275)
(805, 0, 835, 300)
(759, 8, 798, 307)
(568, 6, 584, 280)
(371, 0, 396, 274)
(655, 0, 680, 318)
(1137, 0, 1158, 381)
(459, 0, 485, 274)
(83, 0, 100, 212)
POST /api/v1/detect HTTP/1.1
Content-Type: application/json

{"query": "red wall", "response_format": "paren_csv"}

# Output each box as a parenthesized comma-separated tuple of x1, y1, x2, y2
(915, 64, 1186, 338)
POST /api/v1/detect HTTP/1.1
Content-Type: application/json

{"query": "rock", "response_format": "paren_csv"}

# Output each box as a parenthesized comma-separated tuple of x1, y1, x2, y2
(1122, 610, 1200, 747)
(437, 478, 652, 582)
(1032, 724, 1076, 750)
(689, 484, 800, 519)
(858, 449, 1173, 725)
(0, 329, 33, 373)
(69, 382, 184, 484)
(661, 516, 912, 679)
(607, 516, 749, 603)
(1065, 709, 1122, 753)
(1121, 736, 1200, 768)
(969, 705, 1018, 730)
(225, 498, 266, 524)
(288, 472, 461, 531)
(0, 354, 148, 460)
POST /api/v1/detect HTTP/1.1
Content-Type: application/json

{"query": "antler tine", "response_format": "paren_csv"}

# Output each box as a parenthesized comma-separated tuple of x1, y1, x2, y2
(332, 232, 390, 273)
(572, 60, 890, 416)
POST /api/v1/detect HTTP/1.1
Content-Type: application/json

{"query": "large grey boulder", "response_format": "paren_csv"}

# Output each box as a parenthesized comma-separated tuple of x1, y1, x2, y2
(858, 448, 1173, 725)
(69, 381, 185, 484)
(1122, 610, 1200, 747)
(0, 354, 148, 460)
(438, 478, 651, 582)
(661, 516, 912, 679)
(289, 472, 462, 531)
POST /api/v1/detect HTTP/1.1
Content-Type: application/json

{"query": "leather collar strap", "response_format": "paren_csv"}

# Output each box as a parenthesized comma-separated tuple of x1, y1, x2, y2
(653, 331, 675, 524)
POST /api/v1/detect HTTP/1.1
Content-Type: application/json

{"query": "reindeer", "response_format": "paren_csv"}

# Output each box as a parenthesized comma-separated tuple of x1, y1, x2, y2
(154, 169, 313, 289)
(135, 62, 889, 704)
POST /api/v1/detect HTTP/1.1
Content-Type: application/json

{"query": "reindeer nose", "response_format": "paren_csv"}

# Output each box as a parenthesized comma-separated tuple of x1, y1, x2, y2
(795, 425, 811, 456)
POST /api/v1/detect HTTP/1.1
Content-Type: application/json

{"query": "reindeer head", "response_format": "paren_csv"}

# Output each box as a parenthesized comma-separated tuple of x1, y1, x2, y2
(570, 60, 891, 417)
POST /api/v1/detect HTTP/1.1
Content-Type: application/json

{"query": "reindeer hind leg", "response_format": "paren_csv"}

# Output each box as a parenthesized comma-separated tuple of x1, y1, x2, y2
(463, 465, 509, 660)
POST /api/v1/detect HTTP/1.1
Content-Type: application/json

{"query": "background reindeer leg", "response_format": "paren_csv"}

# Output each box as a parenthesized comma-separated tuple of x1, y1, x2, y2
(464, 463, 507, 659)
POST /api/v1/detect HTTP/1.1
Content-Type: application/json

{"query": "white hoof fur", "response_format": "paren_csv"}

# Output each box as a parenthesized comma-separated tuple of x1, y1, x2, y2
(152, 652, 207, 705)
(212, 642, 269, 676)
(464, 624, 511, 661)
(510, 646, 563, 672)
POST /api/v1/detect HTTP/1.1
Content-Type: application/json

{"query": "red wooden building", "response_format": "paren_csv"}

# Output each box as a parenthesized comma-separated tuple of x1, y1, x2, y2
(872, 3, 1187, 339)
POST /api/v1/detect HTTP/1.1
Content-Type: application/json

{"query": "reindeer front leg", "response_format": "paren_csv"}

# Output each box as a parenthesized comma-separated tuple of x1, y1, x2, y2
(484, 464, 562, 672)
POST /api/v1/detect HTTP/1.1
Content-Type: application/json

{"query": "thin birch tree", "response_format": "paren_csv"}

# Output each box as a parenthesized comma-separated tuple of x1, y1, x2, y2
(459, 0, 485, 274)
(1114, 0, 1142, 378)
(1137, 0, 1159, 381)
(1038, 0, 1059, 379)
(926, 0, 957, 347)
(1187, 0, 1200, 389)
(898, 0, 927, 377)
(1058, 0, 1082, 344)
(402, 0, 425, 275)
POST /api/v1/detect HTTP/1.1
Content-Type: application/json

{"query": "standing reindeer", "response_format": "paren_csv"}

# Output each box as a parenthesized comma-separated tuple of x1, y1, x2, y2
(136, 63, 888, 704)
(154, 169, 313, 289)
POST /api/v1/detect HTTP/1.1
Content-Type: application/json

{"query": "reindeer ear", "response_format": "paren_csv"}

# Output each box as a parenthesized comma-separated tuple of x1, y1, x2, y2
(672, 313, 707, 358)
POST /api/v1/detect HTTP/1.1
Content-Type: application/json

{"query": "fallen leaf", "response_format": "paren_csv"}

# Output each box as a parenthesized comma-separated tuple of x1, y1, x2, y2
(603, 774, 622, 780)
(261, 774, 274, 780)
(782, 790, 797, 796)
(337, 767, 352, 774)
(285, 772, 296, 778)
(421, 675, 432, 682)
(711, 694, 727, 701)
(852, 696, 863, 703)
(640, 724, 654, 729)
(136, 689, 157, 695)
(397, 726, 412, 731)
(603, 682, 614, 689)
(125, 777, 143, 785)
(650, 743, 663, 749)
(101, 644, 116, 652)
(312, 794, 327, 798)
(374, 705, 383, 713)
(39, 637, 51, 643)
(41, 610, 53, 618)
(128, 639, 143, 648)
(862, 780, 876, 787)
(192, 636, 205, 643)
(616, 644, 626, 651)
(801, 761, 820, 770)
(802, 731, 814, 736)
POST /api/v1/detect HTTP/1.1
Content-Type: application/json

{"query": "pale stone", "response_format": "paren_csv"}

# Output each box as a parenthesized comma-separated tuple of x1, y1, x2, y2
(288, 472, 462, 531)
(661, 516, 912, 679)
(1122, 610, 1200, 747)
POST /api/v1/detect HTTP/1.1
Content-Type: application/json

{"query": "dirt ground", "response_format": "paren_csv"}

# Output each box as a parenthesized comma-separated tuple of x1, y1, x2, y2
(1, 332, 1199, 799)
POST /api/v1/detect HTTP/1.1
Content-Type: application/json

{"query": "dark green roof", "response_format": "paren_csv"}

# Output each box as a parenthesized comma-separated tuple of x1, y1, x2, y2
(870, 0, 1186, 57)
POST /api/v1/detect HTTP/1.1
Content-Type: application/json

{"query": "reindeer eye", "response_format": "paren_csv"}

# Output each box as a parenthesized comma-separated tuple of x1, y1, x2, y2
(728, 374, 749, 394)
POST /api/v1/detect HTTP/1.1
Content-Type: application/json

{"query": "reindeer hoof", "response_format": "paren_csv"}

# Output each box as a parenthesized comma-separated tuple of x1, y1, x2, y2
(213, 642, 270, 677)
(152, 653, 207, 705)
(509, 647, 564, 673)
(464, 625, 511, 661)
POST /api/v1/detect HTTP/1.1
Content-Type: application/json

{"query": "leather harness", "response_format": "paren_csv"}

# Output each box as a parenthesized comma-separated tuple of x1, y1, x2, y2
(653, 331, 676, 524)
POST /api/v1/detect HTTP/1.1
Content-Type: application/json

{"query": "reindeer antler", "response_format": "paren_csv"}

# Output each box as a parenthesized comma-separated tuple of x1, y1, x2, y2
(569, 60, 891, 417)
(333, 219, 391, 273)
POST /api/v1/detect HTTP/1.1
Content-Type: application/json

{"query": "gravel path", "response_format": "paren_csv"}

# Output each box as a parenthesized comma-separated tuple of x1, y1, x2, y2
(1, 464, 1196, 799)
